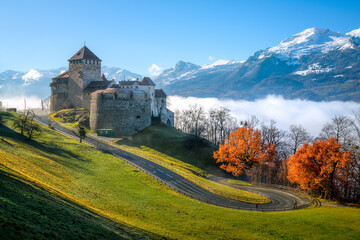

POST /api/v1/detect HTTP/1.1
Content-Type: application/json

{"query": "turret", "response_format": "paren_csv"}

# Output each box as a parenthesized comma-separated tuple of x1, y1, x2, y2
(68, 46, 102, 89)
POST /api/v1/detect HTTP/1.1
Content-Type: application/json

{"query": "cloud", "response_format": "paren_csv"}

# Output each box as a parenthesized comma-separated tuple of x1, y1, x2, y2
(168, 95, 360, 136)
(148, 64, 162, 77)
(208, 56, 215, 61)
(22, 69, 43, 85)
(0, 95, 42, 110)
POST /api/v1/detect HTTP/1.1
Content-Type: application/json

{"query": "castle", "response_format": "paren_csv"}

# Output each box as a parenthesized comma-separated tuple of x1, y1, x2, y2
(50, 46, 174, 136)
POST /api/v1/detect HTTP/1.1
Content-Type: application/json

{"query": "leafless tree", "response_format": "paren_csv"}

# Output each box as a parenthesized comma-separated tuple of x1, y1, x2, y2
(13, 109, 41, 140)
(240, 115, 261, 129)
(25, 114, 41, 140)
(14, 110, 32, 135)
(260, 120, 288, 153)
(288, 124, 312, 154)
(319, 115, 354, 149)
(187, 104, 206, 137)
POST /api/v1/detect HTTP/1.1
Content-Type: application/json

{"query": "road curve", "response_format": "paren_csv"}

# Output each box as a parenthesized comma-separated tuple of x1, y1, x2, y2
(36, 116, 312, 211)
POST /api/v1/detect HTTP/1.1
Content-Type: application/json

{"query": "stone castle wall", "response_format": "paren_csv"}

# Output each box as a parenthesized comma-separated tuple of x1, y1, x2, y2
(82, 62, 101, 87)
(68, 63, 84, 108)
(50, 80, 69, 113)
(67, 61, 101, 109)
(90, 90, 152, 136)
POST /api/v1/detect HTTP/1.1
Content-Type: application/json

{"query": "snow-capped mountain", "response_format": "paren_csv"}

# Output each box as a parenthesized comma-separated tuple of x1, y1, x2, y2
(156, 27, 360, 101)
(0, 66, 142, 98)
(257, 28, 353, 61)
(155, 59, 243, 87)
(102, 66, 142, 81)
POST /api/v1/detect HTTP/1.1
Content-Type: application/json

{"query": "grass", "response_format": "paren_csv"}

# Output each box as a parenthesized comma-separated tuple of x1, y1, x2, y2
(2, 112, 360, 239)
(114, 122, 266, 203)
(50, 108, 90, 132)
(50, 112, 263, 203)
(227, 179, 253, 186)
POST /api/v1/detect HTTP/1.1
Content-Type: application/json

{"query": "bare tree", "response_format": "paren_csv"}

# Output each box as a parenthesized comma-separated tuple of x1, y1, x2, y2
(187, 104, 206, 137)
(319, 115, 354, 149)
(241, 115, 260, 129)
(349, 109, 360, 202)
(288, 124, 311, 154)
(14, 110, 32, 135)
(13, 110, 41, 140)
(260, 120, 287, 151)
(25, 114, 41, 140)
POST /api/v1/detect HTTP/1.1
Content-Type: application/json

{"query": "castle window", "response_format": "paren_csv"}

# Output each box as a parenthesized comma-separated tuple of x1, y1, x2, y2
(96, 61, 99, 65)
(136, 116, 141, 119)
(85, 60, 87, 64)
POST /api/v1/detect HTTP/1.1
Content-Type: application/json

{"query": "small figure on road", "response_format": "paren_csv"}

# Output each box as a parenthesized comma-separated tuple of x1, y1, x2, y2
(293, 200, 297, 209)
(256, 203, 258, 209)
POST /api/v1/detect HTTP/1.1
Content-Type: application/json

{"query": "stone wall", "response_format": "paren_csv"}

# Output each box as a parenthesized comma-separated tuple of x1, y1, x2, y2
(68, 63, 84, 108)
(82, 62, 101, 88)
(90, 89, 152, 136)
(50, 80, 69, 113)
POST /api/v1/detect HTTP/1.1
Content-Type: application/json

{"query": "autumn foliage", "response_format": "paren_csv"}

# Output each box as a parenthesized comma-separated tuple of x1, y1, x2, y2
(287, 137, 352, 199)
(213, 126, 274, 176)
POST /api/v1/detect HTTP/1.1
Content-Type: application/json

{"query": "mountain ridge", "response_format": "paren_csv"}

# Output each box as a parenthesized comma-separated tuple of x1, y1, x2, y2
(0, 66, 142, 98)
(154, 27, 360, 101)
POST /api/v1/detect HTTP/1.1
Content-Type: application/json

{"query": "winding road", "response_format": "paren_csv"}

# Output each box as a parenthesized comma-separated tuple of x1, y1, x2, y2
(36, 116, 312, 211)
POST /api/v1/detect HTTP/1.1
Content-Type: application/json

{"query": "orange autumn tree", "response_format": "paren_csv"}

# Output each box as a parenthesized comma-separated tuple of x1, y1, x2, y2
(287, 137, 352, 199)
(214, 126, 273, 176)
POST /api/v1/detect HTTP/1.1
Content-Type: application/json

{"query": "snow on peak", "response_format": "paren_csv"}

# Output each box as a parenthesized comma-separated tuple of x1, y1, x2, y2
(346, 28, 360, 38)
(201, 59, 239, 69)
(346, 28, 360, 45)
(258, 27, 350, 60)
(22, 69, 43, 85)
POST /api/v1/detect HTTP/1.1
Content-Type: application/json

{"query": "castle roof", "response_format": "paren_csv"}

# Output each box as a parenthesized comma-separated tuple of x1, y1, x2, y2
(52, 70, 70, 79)
(118, 80, 139, 86)
(92, 88, 146, 95)
(155, 89, 167, 98)
(68, 46, 101, 61)
(140, 77, 156, 86)
(84, 80, 112, 91)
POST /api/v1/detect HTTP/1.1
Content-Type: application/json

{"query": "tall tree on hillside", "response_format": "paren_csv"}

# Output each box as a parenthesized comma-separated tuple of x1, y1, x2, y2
(214, 126, 274, 176)
(188, 104, 206, 137)
(287, 137, 352, 199)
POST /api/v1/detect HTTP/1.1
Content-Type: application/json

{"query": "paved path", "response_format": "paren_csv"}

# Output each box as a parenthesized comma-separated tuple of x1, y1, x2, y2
(36, 116, 312, 211)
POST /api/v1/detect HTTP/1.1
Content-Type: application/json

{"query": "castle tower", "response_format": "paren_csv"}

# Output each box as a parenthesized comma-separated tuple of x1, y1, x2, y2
(67, 46, 102, 108)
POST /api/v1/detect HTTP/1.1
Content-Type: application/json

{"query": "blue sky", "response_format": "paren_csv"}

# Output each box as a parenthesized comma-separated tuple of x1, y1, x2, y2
(0, 0, 359, 75)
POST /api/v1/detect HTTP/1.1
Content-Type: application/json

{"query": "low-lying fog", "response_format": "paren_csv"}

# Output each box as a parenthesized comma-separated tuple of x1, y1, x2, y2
(168, 95, 360, 136)
(1, 95, 360, 136)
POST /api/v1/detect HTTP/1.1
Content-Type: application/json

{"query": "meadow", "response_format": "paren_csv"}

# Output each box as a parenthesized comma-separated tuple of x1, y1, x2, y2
(1, 112, 360, 239)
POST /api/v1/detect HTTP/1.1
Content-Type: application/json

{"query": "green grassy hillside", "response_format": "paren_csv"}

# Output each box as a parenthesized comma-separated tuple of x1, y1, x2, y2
(1, 112, 360, 240)
(115, 122, 218, 176)
(114, 123, 271, 203)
